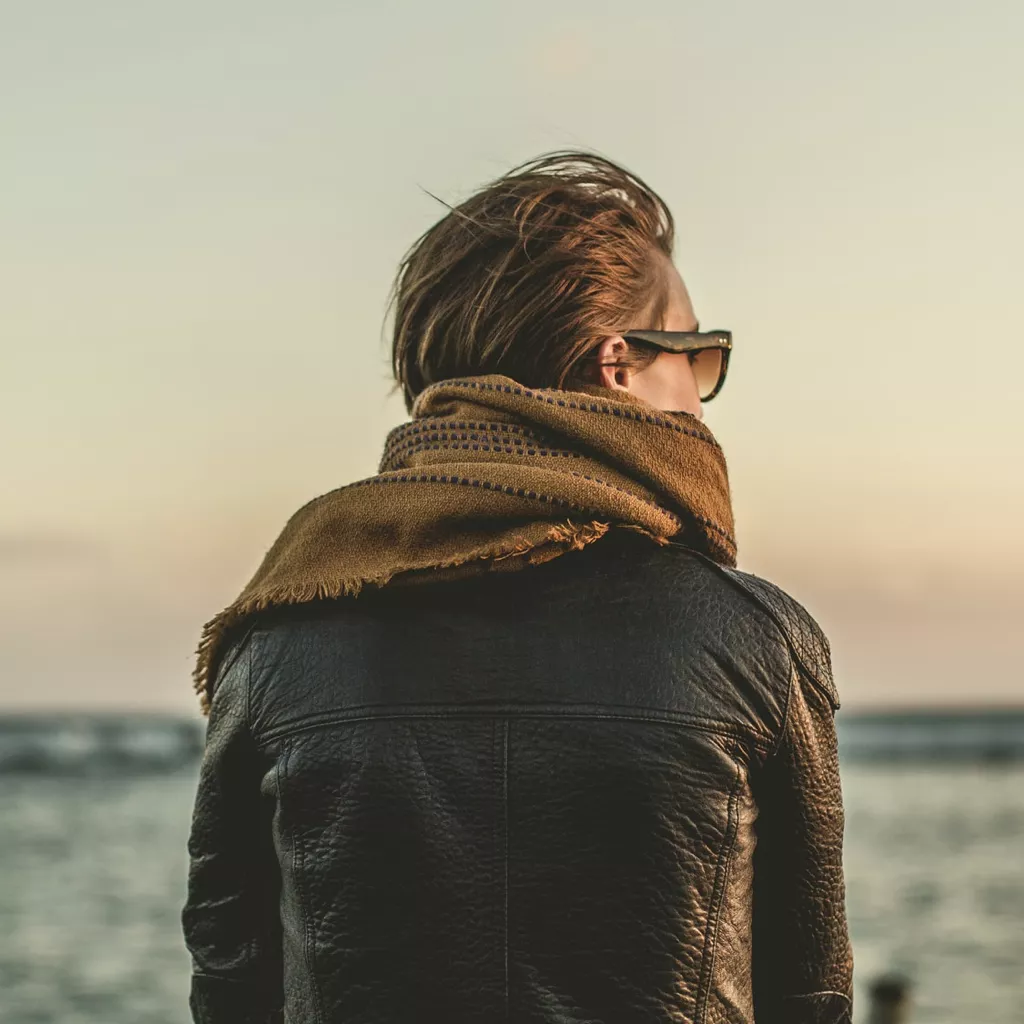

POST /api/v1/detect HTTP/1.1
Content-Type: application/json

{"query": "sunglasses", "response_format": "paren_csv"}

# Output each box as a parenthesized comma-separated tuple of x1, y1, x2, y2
(619, 329, 732, 402)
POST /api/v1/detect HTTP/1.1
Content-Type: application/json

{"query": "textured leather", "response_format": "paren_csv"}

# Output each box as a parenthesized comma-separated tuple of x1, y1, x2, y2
(182, 528, 853, 1023)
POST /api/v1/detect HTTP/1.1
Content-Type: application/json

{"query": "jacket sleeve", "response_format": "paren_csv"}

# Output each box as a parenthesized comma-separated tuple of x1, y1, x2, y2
(181, 627, 284, 1024)
(750, 657, 855, 1024)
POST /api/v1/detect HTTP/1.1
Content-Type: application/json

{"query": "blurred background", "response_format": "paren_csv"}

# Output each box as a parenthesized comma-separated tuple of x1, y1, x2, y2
(2, 1, 1021, 1021)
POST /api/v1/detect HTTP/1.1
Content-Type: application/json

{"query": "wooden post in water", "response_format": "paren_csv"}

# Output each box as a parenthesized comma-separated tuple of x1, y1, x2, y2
(868, 974, 912, 1024)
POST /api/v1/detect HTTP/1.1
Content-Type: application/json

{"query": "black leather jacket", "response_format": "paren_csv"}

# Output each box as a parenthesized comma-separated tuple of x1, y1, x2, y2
(182, 528, 853, 1024)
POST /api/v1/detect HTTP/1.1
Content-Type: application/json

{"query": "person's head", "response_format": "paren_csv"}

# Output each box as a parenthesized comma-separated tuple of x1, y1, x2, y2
(388, 150, 709, 419)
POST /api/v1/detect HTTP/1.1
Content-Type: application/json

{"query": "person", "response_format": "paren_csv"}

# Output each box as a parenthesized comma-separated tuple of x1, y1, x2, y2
(181, 150, 854, 1024)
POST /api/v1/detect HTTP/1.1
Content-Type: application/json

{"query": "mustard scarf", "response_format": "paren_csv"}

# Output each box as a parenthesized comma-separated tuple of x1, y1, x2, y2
(192, 374, 737, 714)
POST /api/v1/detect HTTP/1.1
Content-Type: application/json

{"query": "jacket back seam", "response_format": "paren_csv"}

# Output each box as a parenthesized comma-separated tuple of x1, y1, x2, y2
(696, 737, 743, 1023)
(284, 742, 326, 1024)
(256, 706, 773, 751)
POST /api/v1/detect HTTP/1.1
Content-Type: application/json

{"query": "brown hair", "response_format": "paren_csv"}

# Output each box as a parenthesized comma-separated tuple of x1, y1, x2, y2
(387, 150, 676, 413)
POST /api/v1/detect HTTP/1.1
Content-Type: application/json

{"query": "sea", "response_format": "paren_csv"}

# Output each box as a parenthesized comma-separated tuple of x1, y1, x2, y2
(1, 709, 1022, 1024)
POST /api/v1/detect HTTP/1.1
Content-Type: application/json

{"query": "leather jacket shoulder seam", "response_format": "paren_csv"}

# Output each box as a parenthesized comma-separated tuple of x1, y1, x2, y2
(676, 548, 839, 711)
(209, 620, 258, 709)
(244, 626, 255, 735)
(769, 656, 797, 761)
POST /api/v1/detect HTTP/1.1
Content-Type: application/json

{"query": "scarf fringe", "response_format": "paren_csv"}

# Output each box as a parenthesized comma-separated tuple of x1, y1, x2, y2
(192, 517, 634, 715)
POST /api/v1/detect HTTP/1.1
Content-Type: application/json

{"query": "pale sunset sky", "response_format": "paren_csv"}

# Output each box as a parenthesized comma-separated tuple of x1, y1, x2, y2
(2, 0, 1022, 712)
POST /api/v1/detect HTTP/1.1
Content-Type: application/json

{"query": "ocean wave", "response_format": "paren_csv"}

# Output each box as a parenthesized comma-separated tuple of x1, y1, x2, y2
(0, 714, 204, 774)
(838, 709, 1024, 763)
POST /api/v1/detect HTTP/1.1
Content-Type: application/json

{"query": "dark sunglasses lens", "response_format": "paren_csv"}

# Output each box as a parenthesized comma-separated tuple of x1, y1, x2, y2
(690, 348, 723, 399)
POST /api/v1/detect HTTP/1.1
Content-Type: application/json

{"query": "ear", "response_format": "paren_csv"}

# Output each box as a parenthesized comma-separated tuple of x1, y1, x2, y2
(595, 335, 631, 392)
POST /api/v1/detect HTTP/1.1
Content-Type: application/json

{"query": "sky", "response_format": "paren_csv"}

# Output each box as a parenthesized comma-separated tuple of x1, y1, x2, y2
(2, 0, 1022, 712)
